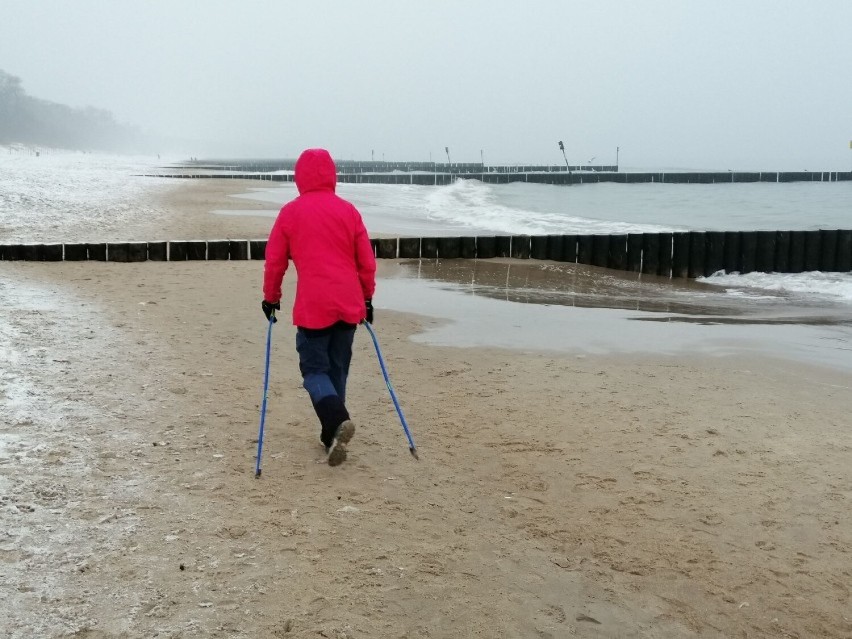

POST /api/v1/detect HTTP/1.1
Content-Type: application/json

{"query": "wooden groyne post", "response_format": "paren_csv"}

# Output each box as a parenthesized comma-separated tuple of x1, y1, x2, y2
(3, 232, 851, 277)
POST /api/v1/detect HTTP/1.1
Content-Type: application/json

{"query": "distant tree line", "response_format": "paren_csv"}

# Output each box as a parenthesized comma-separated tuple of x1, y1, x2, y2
(0, 69, 153, 153)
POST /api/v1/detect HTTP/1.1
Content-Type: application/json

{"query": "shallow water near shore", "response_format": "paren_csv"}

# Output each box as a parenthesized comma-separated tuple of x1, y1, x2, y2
(377, 259, 852, 372)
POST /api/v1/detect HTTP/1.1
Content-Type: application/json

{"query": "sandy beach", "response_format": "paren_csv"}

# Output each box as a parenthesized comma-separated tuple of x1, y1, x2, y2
(2, 179, 851, 638)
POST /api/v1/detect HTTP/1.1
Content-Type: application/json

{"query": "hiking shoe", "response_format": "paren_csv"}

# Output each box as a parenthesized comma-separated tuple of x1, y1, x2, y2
(327, 420, 355, 467)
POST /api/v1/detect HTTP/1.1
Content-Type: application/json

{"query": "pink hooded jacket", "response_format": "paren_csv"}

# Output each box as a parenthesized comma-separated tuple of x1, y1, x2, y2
(263, 149, 376, 328)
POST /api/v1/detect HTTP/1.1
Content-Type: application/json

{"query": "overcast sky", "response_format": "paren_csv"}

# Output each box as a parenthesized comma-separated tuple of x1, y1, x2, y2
(2, 1, 850, 169)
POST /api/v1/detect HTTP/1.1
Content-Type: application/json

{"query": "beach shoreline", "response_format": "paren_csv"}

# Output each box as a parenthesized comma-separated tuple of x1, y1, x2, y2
(2, 177, 851, 638)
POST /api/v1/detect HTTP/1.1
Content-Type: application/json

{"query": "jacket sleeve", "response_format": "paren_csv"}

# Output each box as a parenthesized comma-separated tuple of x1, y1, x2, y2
(263, 207, 290, 303)
(354, 213, 376, 300)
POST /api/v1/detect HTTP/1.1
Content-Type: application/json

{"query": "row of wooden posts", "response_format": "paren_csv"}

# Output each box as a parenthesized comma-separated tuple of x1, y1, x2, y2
(2, 230, 851, 277)
(175, 161, 618, 174)
(151, 170, 852, 186)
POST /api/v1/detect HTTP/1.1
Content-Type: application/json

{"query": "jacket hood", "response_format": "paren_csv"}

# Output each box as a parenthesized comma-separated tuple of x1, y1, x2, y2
(294, 148, 337, 194)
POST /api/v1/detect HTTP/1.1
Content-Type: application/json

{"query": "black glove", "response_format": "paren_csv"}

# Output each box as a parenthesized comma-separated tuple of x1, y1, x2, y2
(364, 299, 374, 324)
(261, 300, 280, 323)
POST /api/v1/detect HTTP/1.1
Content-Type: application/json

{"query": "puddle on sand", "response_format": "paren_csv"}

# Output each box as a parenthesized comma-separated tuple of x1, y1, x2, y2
(375, 259, 852, 372)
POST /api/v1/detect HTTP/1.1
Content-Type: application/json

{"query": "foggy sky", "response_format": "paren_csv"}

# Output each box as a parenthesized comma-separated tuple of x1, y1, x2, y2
(2, 0, 851, 169)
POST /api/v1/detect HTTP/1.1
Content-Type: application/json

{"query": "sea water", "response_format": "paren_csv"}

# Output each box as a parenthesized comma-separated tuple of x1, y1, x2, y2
(229, 176, 852, 306)
(2, 148, 851, 307)
(230, 177, 852, 235)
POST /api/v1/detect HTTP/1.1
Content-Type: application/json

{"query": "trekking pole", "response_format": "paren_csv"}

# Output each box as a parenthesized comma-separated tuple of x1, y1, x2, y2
(254, 313, 275, 477)
(363, 321, 418, 460)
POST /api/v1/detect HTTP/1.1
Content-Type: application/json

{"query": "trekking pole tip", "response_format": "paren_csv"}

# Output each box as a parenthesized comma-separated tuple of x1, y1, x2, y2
(410, 447, 419, 460)
(255, 469, 262, 478)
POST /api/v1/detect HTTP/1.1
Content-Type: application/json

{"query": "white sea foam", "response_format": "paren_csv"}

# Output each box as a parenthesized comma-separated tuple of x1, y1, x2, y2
(0, 147, 172, 242)
(237, 178, 679, 235)
(699, 271, 852, 304)
(420, 178, 673, 235)
(234, 174, 852, 236)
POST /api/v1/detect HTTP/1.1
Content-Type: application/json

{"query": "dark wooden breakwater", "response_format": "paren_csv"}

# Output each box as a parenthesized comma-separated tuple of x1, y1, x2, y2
(163, 160, 852, 184)
(149, 170, 852, 186)
(3, 231, 851, 277)
(165, 160, 618, 174)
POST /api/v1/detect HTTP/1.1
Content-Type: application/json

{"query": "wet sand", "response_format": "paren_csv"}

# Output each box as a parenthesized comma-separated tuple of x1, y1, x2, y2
(2, 178, 852, 638)
(378, 259, 852, 373)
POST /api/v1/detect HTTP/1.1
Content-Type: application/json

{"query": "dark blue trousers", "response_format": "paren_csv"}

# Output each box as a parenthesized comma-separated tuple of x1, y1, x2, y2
(296, 321, 356, 446)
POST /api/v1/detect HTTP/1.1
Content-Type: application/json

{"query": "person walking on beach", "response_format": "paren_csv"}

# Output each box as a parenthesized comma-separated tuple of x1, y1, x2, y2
(261, 148, 376, 466)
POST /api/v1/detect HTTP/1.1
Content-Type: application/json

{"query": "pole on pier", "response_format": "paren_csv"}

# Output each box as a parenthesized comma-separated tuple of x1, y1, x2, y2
(558, 140, 573, 185)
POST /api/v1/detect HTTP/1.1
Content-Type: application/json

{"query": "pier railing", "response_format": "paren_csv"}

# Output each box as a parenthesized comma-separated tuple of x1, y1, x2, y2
(165, 160, 618, 174)
(147, 170, 852, 185)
